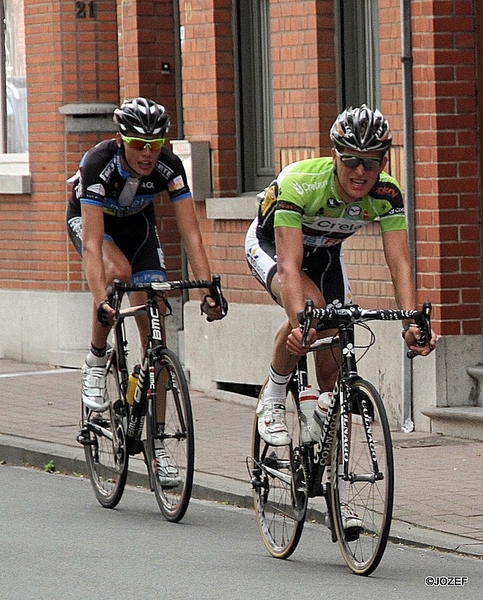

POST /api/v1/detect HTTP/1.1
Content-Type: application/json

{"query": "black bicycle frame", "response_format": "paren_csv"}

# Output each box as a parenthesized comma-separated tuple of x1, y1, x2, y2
(112, 288, 166, 453)
(302, 321, 381, 497)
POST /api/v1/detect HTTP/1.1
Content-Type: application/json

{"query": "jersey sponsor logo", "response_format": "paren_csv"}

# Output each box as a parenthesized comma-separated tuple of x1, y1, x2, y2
(372, 181, 400, 201)
(99, 159, 116, 182)
(276, 200, 304, 215)
(306, 217, 364, 233)
(141, 181, 155, 189)
(67, 216, 82, 236)
(86, 183, 106, 196)
(167, 175, 185, 192)
(156, 162, 174, 179)
(246, 248, 268, 283)
(347, 205, 362, 217)
(261, 183, 277, 216)
(327, 197, 339, 208)
(292, 180, 327, 195)
(387, 206, 404, 215)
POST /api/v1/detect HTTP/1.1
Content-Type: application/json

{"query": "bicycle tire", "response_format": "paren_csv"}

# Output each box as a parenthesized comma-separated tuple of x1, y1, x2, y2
(330, 378, 394, 575)
(83, 350, 129, 508)
(250, 381, 307, 559)
(145, 347, 194, 522)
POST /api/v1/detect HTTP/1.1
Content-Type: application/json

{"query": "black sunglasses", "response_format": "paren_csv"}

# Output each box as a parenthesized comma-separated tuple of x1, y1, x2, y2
(336, 150, 383, 171)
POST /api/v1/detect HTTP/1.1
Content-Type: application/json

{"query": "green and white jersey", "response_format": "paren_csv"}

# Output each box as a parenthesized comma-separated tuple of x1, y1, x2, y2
(257, 157, 406, 248)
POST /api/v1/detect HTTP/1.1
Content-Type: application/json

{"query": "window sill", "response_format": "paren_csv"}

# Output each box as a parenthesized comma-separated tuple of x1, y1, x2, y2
(0, 153, 30, 194)
(206, 196, 258, 220)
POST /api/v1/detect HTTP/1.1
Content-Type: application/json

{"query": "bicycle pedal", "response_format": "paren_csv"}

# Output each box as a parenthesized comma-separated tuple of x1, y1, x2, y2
(251, 476, 267, 490)
(344, 526, 363, 542)
(76, 429, 94, 446)
(161, 482, 180, 490)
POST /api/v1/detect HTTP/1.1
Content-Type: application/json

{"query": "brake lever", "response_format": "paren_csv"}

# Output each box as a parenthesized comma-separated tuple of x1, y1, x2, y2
(210, 274, 227, 317)
(300, 300, 314, 348)
(202, 274, 228, 321)
(407, 301, 432, 359)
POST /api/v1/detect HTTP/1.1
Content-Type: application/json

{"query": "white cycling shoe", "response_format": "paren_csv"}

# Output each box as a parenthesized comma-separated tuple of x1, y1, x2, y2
(82, 362, 109, 412)
(326, 502, 364, 540)
(154, 446, 181, 488)
(256, 397, 291, 446)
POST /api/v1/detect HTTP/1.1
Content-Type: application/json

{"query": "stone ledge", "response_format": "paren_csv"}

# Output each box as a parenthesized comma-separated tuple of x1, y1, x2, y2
(0, 173, 31, 194)
(421, 407, 483, 441)
(59, 103, 118, 133)
(206, 196, 257, 220)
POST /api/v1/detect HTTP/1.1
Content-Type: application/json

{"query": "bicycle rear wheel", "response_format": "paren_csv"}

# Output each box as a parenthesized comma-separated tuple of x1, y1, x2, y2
(82, 350, 129, 508)
(145, 347, 194, 522)
(330, 379, 394, 575)
(250, 382, 307, 559)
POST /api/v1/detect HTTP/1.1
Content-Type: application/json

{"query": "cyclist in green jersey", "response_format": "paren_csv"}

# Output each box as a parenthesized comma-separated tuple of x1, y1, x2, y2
(246, 105, 437, 448)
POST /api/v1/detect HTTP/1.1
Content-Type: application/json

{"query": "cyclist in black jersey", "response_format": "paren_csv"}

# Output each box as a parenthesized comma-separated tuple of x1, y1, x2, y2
(246, 105, 437, 451)
(67, 98, 226, 486)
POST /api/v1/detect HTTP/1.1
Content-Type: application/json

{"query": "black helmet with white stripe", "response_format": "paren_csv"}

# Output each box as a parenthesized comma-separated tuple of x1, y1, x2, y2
(113, 97, 170, 136)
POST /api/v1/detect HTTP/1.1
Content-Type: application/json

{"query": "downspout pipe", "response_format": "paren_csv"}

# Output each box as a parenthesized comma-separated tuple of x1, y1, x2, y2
(173, 0, 189, 292)
(401, 0, 417, 432)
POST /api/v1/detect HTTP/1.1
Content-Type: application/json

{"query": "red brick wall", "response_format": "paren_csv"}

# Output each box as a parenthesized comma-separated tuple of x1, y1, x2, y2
(411, 0, 480, 334)
(179, 0, 237, 197)
(0, 0, 480, 337)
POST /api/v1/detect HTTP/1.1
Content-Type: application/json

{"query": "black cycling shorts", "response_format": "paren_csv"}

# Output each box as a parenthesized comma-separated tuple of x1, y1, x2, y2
(67, 202, 167, 283)
(245, 219, 352, 309)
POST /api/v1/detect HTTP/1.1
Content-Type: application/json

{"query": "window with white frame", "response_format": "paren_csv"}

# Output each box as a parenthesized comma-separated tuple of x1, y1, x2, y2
(337, 0, 381, 110)
(1, 0, 28, 154)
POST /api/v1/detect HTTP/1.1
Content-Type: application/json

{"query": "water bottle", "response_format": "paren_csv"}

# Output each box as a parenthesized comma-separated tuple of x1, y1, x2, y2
(309, 391, 333, 442)
(126, 364, 141, 405)
(298, 386, 318, 444)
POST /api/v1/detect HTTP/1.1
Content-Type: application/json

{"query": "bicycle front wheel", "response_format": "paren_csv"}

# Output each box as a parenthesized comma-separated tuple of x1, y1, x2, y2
(330, 379, 394, 575)
(250, 382, 307, 559)
(145, 348, 194, 522)
(82, 350, 129, 508)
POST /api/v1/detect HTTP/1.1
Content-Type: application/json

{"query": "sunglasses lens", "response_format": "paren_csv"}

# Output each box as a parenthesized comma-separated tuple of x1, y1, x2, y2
(339, 154, 381, 171)
(122, 136, 164, 151)
(340, 156, 361, 169)
(362, 158, 381, 171)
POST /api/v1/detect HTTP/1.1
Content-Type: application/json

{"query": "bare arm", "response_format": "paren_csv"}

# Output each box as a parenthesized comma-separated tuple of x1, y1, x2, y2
(275, 226, 309, 328)
(173, 196, 225, 320)
(381, 228, 417, 312)
(382, 228, 437, 354)
(81, 203, 109, 308)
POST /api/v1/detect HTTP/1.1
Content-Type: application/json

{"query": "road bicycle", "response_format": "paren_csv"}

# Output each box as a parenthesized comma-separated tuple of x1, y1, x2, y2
(249, 300, 431, 575)
(77, 274, 226, 522)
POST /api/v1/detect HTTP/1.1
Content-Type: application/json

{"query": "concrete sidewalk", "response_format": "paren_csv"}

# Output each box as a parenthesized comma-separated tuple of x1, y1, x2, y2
(1, 358, 482, 558)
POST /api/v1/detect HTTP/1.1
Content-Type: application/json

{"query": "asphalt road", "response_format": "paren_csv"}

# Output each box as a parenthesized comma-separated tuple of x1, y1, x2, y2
(1, 465, 482, 600)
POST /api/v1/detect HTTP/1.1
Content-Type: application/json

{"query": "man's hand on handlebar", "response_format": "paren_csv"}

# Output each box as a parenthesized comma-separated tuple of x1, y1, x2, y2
(200, 294, 228, 322)
(403, 325, 438, 357)
(96, 300, 117, 328)
(286, 325, 317, 357)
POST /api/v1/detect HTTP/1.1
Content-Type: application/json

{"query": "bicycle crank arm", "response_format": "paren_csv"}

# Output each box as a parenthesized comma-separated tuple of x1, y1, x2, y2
(86, 421, 114, 442)
(262, 464, 292, 486)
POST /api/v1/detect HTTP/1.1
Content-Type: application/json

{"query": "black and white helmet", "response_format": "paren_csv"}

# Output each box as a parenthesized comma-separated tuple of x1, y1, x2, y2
(113, 97, 170, 136)
(330, 104, 392, 153)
